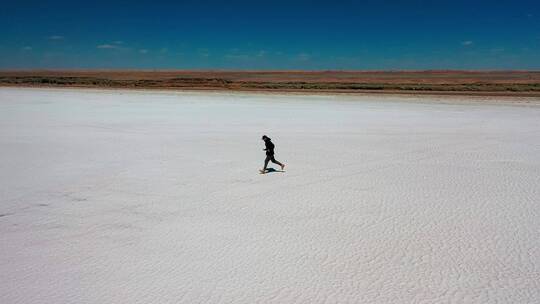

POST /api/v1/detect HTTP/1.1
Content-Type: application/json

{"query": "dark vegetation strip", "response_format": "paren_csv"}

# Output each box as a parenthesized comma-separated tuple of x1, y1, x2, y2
(1, 76, 540, 92)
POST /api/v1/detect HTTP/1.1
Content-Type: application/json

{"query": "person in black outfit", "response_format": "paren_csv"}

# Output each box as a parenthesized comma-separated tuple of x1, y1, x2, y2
(261, 135, 285, 173)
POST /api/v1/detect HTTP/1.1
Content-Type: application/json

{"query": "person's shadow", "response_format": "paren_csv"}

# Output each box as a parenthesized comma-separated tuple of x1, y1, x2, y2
(262, 168, 285, 174)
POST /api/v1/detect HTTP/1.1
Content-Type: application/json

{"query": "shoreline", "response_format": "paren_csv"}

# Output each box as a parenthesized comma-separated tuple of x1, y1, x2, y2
(2, 85, 540, 107)
(1, 70, 539, 100)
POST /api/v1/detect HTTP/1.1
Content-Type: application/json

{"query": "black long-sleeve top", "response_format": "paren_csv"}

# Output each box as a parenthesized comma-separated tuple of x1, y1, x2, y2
(264, 139, 275, 155)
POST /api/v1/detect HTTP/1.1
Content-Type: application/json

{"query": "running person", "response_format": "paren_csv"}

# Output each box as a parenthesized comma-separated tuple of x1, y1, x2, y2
(261, 135, 285, 173)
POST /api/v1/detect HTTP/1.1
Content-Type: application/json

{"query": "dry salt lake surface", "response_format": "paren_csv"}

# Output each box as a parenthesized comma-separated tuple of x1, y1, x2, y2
(1, 87, 540, 304)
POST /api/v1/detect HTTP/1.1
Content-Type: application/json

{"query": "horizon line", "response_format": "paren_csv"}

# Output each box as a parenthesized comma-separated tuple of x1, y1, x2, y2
(2, 69, 540, 73)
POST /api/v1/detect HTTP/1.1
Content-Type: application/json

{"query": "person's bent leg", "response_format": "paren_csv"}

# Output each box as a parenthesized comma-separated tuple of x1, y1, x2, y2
(270, 156, 285, 170)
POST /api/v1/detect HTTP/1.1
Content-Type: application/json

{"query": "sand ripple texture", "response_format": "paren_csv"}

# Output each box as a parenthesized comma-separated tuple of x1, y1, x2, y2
(1, 88, 540, 304)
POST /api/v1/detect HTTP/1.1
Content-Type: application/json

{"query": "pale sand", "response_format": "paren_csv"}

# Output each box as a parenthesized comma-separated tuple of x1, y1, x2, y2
(1, 87, 539, 303)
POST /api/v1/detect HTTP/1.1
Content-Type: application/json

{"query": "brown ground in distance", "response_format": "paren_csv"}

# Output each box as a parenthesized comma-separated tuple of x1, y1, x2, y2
(1, 70, 540, 97)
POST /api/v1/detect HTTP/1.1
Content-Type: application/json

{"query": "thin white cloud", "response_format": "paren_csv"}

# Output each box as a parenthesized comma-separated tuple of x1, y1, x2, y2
(97, 41, 132, 50)
(48, 35, 64, 40)
(225, 50, 270, 60)
(139, 49, 148, 54)
(22, 46, 32, 51)
(97, 44, 120, 49)
(296, 53, 311, 61)
(461, 40, 473, 46)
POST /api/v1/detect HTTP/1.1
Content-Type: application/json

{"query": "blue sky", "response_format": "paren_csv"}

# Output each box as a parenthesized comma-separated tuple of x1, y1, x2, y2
(1, 0, 539, 70)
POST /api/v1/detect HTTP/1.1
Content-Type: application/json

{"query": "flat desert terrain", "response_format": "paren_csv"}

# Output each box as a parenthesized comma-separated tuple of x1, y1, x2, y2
(1, 88, 540, 303)
(2, 70, 540, 96)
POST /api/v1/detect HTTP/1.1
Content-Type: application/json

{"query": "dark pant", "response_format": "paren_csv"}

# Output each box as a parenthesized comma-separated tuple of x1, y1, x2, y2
(264, 154, 283, 169)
